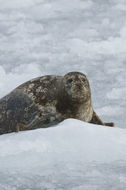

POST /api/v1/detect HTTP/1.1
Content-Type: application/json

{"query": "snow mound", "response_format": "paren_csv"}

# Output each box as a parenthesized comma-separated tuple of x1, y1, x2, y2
(0, 119, 126, 162)
(0, 119, 126, 189)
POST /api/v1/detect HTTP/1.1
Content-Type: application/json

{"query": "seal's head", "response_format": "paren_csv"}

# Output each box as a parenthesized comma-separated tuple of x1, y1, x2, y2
(61, 72, 91, 104)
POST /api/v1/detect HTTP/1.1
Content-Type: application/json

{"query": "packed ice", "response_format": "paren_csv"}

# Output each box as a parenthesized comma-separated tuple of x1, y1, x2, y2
(0, 0, 126, 189)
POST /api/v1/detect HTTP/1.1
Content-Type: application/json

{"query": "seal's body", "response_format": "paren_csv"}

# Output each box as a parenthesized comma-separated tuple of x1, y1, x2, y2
(0, 72, 114, 135)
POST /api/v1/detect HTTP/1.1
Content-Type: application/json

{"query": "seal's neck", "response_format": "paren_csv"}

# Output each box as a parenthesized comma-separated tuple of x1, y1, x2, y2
(57, 96, 93, 122)
(75, 99, 93, 122)
(67, 99, 93, 119)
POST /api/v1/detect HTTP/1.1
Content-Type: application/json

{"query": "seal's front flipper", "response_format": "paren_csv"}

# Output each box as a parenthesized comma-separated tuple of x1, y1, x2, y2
(104, 122, 114, 127)
(90, 111, 104, 125)
(90, 111, 114, 127)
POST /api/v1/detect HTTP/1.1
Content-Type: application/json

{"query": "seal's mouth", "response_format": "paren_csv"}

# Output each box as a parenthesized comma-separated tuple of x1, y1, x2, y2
(67, 85, 90, 102)
(72, 84, 86, 93)
(69, 89, 85, 100)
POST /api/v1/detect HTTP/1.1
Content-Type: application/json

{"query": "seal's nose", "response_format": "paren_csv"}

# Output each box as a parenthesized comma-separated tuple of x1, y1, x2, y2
(76, 82, 81, 88)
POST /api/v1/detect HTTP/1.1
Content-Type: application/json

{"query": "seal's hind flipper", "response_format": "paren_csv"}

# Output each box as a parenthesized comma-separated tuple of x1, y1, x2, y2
(16, 123, 29, 132)
(90, 111, 104, 125)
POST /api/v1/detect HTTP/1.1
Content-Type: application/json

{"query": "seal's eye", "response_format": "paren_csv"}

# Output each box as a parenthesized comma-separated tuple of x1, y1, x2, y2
(82, 78, 86, 83)
(66, 79, 73, 84)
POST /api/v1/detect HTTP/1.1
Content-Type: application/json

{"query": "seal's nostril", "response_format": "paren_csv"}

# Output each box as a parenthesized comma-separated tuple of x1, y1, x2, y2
(76, 82, 81, 88)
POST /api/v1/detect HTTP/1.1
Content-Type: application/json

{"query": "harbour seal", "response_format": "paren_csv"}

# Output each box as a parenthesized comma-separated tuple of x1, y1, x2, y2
(0, 72, 114, 135)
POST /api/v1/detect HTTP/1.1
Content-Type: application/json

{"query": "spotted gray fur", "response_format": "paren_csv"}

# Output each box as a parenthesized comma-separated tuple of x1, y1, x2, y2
(0, 72, 114, 135)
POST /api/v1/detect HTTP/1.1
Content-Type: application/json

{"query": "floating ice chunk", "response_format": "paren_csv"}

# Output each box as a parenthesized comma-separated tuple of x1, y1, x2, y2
(0, 0, 35, 9)
(114, 3, 126, 11)
(0, 119, 126, 190)
(0, 66, 6, 80)
(66, 37, 126, 57)
(96, 106, 123, 116)
(120, 27, 126, 39)
(107, 87, 126, 100)
(0, 119, 126, 163)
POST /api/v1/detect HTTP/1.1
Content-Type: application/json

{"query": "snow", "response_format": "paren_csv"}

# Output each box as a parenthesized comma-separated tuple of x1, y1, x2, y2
(0, 0, 126, 189)
(0, 119, 126, 190)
